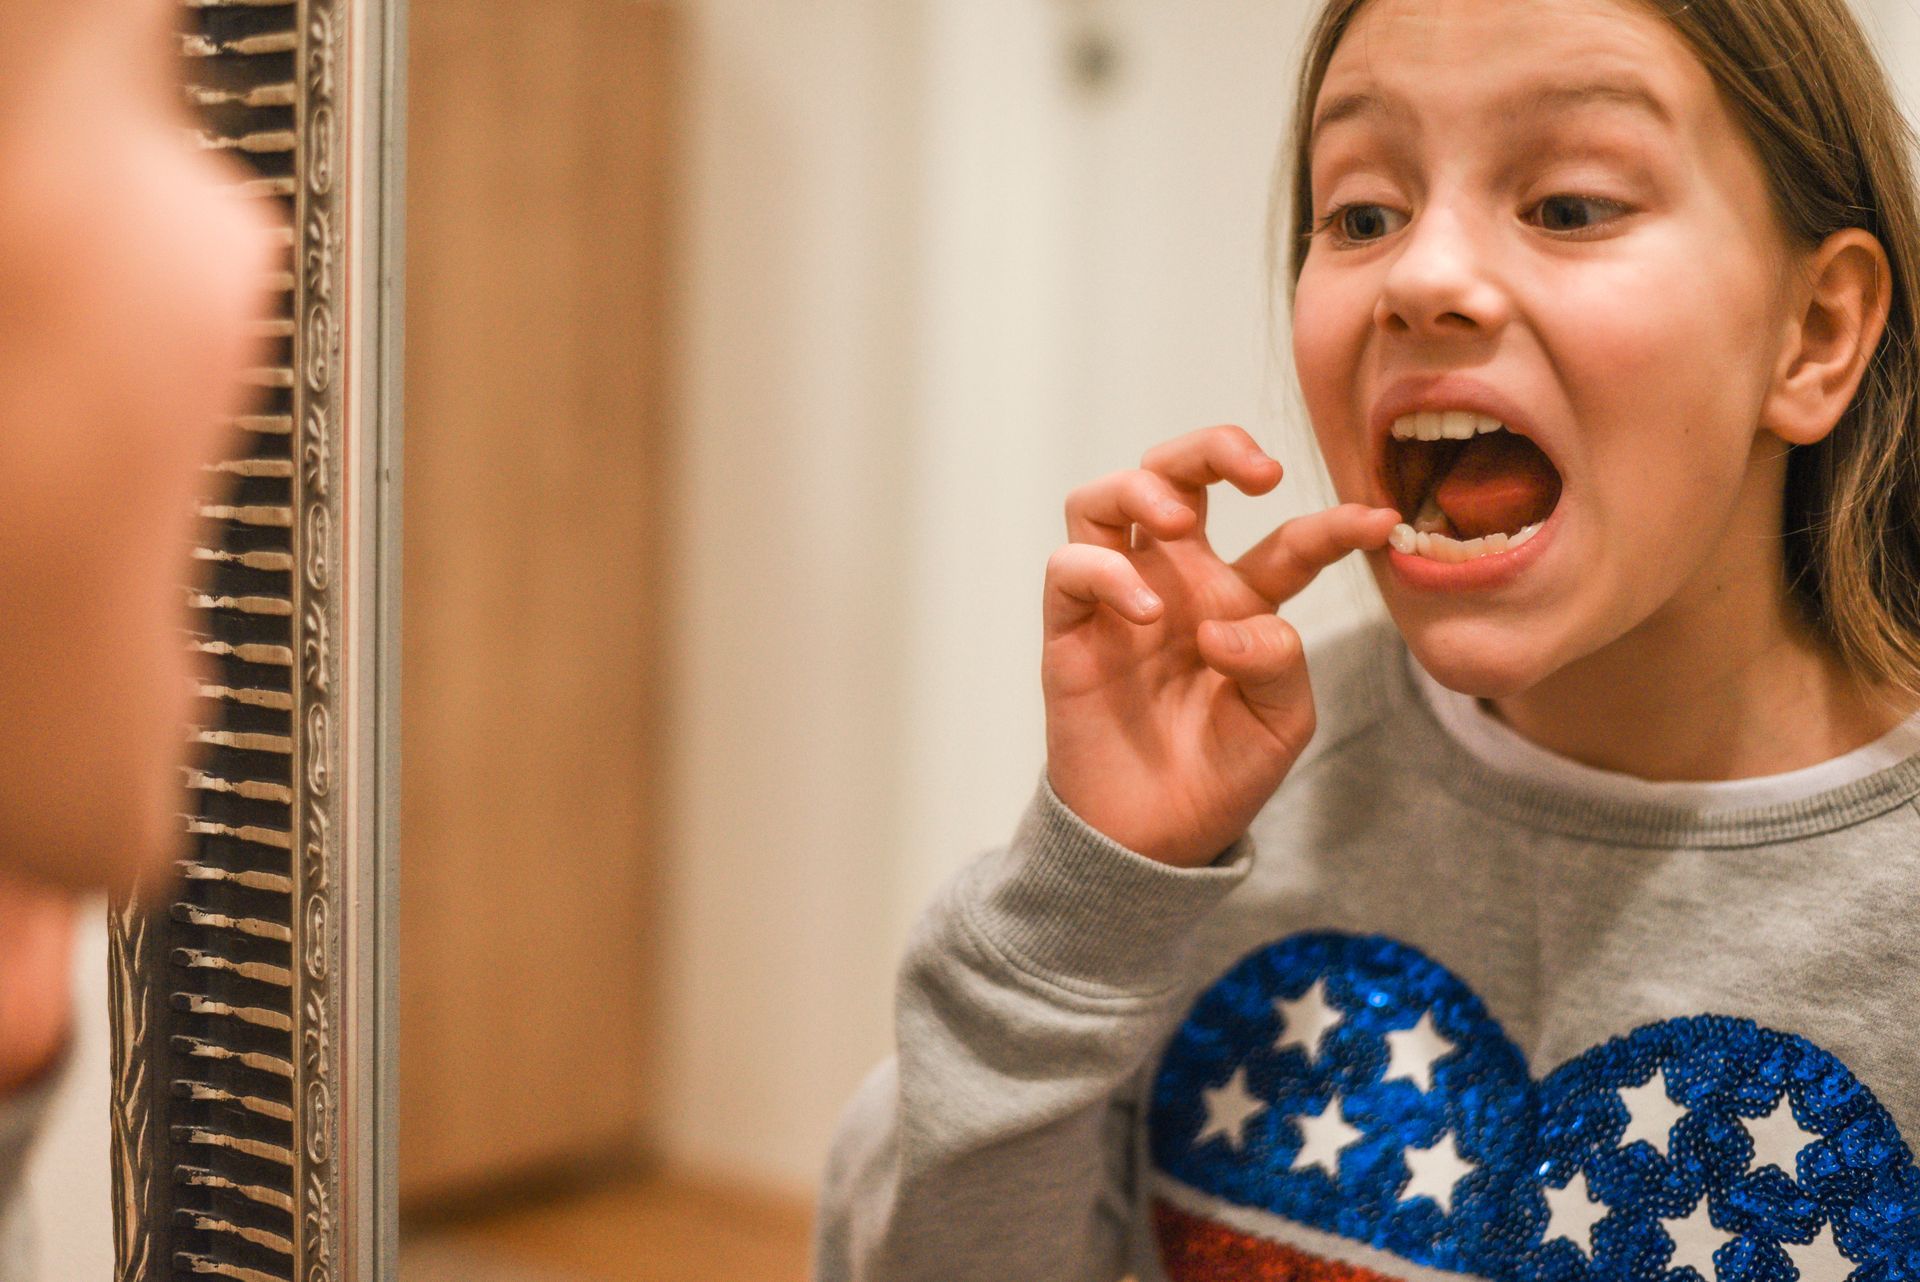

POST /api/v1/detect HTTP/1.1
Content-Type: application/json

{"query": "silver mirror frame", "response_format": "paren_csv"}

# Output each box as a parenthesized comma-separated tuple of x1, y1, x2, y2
(109, 0, 402, 1277)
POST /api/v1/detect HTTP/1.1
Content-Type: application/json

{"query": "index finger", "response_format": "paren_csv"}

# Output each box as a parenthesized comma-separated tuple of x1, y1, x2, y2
(1231, 503, 1401, 605)
(1139, 426, 1284, 514)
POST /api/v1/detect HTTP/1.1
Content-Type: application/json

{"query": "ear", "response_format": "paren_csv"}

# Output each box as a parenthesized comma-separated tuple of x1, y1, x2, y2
(1761, 228, 1893, 446)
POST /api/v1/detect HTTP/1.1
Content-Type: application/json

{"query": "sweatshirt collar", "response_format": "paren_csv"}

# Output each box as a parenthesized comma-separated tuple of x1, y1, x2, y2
(1383, 637, 1920, 848)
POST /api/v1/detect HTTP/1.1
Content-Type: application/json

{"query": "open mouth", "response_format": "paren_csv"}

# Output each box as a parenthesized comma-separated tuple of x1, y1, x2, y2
(1381, 411, 1563, 562)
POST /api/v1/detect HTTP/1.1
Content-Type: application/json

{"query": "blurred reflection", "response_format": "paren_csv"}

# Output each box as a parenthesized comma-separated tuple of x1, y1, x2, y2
(395, 2, 1342, 1278)
(2, 0, 276, 1277)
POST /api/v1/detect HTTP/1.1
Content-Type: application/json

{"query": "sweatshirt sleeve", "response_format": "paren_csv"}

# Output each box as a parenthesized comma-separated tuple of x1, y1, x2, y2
(813, 770, 1254, 1282)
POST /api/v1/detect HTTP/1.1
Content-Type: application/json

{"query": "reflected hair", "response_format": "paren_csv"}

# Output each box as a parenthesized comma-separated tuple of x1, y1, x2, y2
(1275, 0, 1920, 697)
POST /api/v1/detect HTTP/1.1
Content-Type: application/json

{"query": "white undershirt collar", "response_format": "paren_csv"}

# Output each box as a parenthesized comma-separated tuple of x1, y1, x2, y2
(1406, 649, 1920, 811)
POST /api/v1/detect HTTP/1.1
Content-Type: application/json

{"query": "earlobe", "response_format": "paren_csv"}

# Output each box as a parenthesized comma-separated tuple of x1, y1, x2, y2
(1762, 229, 1893, 446)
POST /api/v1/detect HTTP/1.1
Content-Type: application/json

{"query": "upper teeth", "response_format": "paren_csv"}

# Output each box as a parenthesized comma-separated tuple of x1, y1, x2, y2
(1390, 411, 1506, 441)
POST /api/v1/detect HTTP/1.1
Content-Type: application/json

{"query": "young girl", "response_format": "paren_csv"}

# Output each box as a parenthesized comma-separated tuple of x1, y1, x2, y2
(815, 0, 1920, 1279)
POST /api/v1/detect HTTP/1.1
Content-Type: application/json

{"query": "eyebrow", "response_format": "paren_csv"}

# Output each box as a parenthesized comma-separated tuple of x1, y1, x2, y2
(1308, 77, 1677, 155)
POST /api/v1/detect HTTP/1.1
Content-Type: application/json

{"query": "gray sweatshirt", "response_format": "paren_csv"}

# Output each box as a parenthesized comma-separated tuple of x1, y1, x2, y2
(814, 619, 1920, 1282)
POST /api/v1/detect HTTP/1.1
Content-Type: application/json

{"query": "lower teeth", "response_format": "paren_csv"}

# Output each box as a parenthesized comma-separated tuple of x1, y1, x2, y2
(1388, 519, 1543, 562)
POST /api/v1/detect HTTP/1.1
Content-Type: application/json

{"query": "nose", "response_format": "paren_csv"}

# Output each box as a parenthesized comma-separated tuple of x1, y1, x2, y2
(1373, 199, 1510, 340)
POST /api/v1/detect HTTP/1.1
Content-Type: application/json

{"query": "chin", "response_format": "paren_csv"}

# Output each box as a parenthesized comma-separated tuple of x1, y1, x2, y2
(1385, 605, 1564, 701)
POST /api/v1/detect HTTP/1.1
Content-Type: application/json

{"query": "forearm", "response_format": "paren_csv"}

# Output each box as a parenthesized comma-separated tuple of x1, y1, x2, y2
(815, 773, 1253, 1282)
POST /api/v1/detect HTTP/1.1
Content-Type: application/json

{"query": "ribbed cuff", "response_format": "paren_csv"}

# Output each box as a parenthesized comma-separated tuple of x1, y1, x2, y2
(963, 770, 1254, 994)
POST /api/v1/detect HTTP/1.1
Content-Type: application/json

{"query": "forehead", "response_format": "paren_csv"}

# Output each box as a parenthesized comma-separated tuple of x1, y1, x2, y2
(1313, 0, 1711, 151)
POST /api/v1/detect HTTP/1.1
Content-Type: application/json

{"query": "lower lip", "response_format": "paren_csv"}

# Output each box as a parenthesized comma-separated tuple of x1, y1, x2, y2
(1381, 503, 1561, 592)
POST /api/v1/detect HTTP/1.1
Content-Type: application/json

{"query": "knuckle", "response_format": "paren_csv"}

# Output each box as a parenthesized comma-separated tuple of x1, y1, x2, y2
(1141, 431, 1193, 469)
(1206, 425, 1256, 461)
(1062, 478, 1104, 513)
(1236, 617, 1294, 665)
(1245, 621, 1285, 664)
(1126, 470, 1172, 510)
(1099, 564, 1138, 599)
(1280, 704, 1319, 757)
(1212, 423, 1254, 449)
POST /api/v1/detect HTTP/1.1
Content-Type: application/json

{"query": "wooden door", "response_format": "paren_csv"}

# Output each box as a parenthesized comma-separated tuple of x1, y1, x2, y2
(400, 0, 675, 1205)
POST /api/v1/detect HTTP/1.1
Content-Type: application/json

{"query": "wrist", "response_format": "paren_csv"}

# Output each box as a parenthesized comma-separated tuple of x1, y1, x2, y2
(1046, 774, 1241, 870)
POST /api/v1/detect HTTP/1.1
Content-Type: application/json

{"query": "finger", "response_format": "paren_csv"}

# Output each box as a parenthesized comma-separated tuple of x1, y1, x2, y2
(1043, 543, 1164, 636)
(1196, 613, 1316, 749)
(1139, 426, 1285, 526)
(1064, 469, 1198, 551)
(1232, 502, 1400, 605)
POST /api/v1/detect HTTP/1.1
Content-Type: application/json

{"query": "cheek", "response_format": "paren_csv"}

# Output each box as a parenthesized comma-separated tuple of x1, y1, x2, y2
(1291, 264, 1374, 494)
(108, 136, 277, 453)
(0, 115, 273, 677)
(1543, 249, 1771, 530)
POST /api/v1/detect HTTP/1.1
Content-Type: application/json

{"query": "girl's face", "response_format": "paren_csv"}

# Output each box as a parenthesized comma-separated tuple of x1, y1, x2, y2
(0, 0, 275, 889)
(1293, 0, 1809, 696)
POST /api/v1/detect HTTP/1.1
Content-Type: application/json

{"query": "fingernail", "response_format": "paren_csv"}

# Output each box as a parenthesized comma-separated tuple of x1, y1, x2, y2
(1217, 623, 1248, 652)
(1133, 590, 1162, 614)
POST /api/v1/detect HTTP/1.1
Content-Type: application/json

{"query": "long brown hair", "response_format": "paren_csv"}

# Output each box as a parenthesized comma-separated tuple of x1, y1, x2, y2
(1277, 0, 1920, 696)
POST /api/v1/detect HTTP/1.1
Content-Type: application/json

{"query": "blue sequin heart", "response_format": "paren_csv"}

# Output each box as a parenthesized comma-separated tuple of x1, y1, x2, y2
(1149, 933, 1920, 1282)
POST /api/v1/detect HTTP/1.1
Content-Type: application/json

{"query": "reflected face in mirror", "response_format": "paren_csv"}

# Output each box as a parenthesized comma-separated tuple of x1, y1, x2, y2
(0, 0, 275, 891)
(1290, 0, 1805, 698)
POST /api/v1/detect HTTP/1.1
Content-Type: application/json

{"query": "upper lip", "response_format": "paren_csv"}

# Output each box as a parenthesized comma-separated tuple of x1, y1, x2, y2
(1367, 374, 1558, 509)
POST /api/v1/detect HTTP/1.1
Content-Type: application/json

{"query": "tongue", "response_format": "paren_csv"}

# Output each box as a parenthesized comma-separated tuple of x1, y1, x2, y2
(1433, 432, 1560, 540)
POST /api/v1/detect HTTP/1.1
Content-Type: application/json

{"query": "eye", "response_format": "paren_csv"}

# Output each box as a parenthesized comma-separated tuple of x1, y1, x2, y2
(1315, 202, 1408, 245)
(1529, 194, 1628, 235)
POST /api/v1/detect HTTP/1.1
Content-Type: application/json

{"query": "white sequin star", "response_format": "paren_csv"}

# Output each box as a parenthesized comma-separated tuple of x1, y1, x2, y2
(1383, 1011, 1455, 1092)
(1543, 1170, 1608, 1257)
(1784, 1223, 1854, 1282)
(1401, 1129, 1474, 1214)
(1273, 979, 1343, 1063)
(1195, 1066, 1265, 1153)
(1661, 1196, 1734, 1281)
(1290, 1096, 1362, 1179)
(1745, 1096, 1820, 1179)
(1619, 1069, 1688, 1158)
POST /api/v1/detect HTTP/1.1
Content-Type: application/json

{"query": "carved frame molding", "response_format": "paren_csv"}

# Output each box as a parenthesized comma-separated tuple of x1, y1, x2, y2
(109, 1, 401, 1278)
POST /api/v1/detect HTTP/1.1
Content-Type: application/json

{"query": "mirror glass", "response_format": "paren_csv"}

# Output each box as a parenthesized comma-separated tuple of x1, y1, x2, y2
(19, 2, 1920, 1281)
(392, 3, 1360, 1277)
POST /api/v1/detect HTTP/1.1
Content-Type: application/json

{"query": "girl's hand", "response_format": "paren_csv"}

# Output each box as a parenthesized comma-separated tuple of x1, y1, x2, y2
(1042, 425, 1399, 869)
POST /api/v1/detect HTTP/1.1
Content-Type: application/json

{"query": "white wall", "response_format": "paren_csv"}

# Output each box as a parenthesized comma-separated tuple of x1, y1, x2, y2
(659, 0, 925, 1192)
(24, 909, 111, 1281)
(661, 0, 1920, 1199)
(661, 0, 1372, 1193)
(895, 0, 1383, 935)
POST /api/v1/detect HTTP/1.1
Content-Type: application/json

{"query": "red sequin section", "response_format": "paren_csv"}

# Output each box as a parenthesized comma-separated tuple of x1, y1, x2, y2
(1153, 1200, 1405, 1282)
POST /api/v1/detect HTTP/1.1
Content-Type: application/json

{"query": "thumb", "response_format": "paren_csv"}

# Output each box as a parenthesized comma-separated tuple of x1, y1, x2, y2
(1196, 613, 1316, 750)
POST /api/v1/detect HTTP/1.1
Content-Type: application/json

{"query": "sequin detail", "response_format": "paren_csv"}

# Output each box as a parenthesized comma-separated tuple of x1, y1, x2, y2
(1149, 932, 1920, 1282)
(1154, 1198, 1405, 1282)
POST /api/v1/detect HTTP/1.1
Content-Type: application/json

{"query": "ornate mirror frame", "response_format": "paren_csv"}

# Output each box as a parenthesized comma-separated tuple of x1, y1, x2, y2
(108, 1, 403, 1278)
